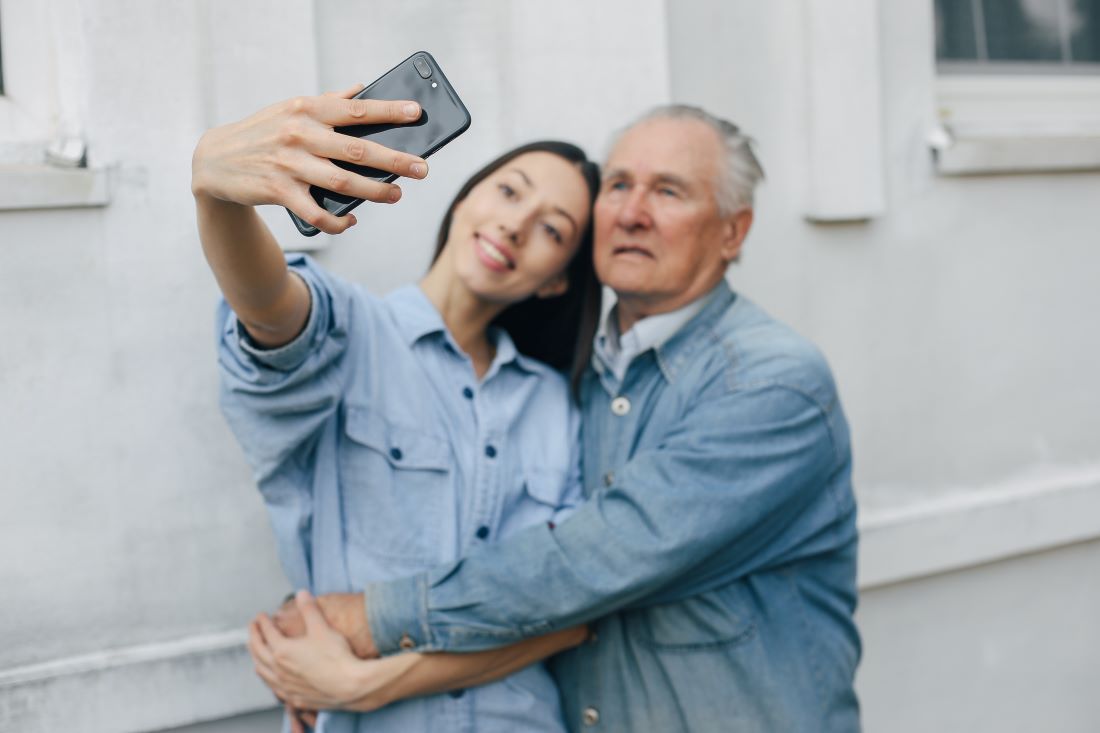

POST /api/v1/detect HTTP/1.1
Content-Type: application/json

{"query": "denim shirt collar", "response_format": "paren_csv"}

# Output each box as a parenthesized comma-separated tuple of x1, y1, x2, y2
(591, 279, 736, 385)
(387, 285, 537, 376)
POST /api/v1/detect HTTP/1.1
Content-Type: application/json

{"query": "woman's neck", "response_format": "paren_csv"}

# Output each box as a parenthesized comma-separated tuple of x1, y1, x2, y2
(419, 264, 505, 379)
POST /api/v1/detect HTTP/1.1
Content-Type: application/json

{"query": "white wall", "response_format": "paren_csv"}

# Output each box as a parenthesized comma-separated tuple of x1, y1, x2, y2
(2, 1, 1098, 730)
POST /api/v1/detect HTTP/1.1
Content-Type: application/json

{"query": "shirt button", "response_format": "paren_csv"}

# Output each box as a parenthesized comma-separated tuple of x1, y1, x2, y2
(449, 688, 466, 698)
(476, 526, 490, 540)
(399, 633, 415, 650)
(610, 396, 631, 416)
(389, 447, 403, 461)
(462, 387, 474, 399)
(583, 707, 600, 726)
(603, 472, 614, 487)
(484, 444, 497, 458)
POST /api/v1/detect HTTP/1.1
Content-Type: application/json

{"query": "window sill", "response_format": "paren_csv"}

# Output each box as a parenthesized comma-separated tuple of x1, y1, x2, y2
(0, 164, 111, 211)
(932, 131, 1100, 175)
(933, 74, 1100, 175)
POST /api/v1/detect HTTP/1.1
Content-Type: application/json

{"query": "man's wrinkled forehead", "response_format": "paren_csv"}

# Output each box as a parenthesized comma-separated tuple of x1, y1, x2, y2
(602, 118, 721, 187)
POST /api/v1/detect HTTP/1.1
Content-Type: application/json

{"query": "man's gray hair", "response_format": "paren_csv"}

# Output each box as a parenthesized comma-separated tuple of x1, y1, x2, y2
(614, 104, 765, 216)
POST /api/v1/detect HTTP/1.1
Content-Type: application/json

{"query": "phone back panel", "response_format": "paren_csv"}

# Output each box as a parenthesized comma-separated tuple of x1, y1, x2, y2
(290, 52, 471, 235)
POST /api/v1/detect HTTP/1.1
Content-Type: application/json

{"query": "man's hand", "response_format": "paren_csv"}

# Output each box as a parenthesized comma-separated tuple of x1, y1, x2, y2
(284, 703, 317, 733)
(274, 591, 377, 659)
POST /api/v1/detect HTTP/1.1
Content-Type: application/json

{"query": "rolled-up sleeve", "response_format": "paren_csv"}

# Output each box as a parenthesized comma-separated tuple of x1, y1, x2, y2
(366, 379, 847, 654)
(217, 254, 353, 483)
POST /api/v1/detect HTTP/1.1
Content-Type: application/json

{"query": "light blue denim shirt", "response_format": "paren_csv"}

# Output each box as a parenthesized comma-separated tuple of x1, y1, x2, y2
(216, 254, 583, 733)
(367, 279, 862, 732)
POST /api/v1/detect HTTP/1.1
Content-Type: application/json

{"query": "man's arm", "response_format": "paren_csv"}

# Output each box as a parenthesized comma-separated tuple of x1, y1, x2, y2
(356, 381, 847, 654)
(252, 591, 586, 712)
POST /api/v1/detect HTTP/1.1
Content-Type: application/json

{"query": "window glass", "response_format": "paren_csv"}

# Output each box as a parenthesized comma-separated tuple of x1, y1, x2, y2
(936, 0, 1100, 68)
(1071, 0, 1100, 61)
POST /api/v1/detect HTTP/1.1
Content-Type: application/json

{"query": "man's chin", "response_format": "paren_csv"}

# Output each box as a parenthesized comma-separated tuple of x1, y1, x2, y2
(596, 264, 656, 294)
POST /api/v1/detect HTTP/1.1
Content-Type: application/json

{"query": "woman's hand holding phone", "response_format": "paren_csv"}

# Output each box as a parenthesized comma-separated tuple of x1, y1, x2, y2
(190, 85, 429, 235)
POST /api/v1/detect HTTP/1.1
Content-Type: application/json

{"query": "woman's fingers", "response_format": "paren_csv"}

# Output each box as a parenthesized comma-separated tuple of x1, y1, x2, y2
(248, 619, 290, 695)
(291, 94, 420, 129)
(299, 128, 428, 181)
(284, 187, 361, 235)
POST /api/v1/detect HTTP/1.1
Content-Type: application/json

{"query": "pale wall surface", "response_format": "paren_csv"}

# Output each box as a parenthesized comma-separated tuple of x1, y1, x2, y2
(2, 1, 1098, 731)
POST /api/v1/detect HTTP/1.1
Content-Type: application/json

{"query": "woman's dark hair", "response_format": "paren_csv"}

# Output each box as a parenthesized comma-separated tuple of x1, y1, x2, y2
(431, 140, 601, 397)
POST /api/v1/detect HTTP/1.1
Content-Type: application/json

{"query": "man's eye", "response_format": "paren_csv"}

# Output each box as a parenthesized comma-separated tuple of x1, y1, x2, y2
(658, 187, 679, 197)
(607, 181, 628, 192)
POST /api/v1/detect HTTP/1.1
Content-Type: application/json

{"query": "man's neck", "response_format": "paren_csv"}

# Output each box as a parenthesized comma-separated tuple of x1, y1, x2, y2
(615, 291, 705, 334)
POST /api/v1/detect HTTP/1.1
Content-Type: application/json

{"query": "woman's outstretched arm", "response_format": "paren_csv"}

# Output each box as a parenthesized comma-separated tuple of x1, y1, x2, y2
(191, 87, 428, 347)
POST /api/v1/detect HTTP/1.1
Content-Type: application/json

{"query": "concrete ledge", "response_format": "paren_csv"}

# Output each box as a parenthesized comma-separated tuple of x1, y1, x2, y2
(934, 134, 1100, 175)
(859, 465, 1100, 588)
(0, 165, 111, 211)
(0, 631, 274, 733)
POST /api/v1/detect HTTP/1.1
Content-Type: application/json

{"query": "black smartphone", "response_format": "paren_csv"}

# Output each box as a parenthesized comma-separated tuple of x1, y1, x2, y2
(288, 51, 472, 236)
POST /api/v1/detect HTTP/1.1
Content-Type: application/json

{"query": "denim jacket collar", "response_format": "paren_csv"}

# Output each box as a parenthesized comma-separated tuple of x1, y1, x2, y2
(652, 279, 736, 383)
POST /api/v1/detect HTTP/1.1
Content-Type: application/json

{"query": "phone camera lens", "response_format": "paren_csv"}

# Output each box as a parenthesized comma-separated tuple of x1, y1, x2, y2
(414, 57, 432, 79)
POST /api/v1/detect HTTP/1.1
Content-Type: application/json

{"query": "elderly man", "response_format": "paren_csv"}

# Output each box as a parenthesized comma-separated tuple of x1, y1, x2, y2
(274, 105, 861, 731)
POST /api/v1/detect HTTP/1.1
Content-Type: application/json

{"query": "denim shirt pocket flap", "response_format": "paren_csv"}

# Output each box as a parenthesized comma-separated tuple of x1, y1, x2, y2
(522, 467, 568, 508)
(343, 405, 450, 472)
(635, 589, 756, 652)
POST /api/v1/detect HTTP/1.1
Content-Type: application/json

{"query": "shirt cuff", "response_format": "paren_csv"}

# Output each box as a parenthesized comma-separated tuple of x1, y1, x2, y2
(235, 272, 322, 371)
(365, 573, 434, 655)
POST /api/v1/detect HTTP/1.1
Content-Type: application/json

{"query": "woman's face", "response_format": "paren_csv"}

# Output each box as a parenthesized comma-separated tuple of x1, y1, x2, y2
(443, 151, 591, 305)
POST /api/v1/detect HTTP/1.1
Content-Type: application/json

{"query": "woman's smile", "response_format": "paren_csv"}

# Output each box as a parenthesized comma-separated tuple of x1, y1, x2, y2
(474, 232, 517, 272)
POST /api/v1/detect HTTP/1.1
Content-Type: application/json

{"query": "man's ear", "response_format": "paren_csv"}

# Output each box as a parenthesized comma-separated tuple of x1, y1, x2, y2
(720, 208, 754, 263)
(535, 272, 569, 299)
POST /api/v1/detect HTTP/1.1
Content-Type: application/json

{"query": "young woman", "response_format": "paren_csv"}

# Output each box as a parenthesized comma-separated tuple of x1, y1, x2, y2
(192, 87, 599, 732)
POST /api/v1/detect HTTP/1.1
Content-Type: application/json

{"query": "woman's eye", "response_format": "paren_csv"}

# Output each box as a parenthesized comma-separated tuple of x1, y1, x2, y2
(542, 223, 563, 243)
(498, 183, 516, 198)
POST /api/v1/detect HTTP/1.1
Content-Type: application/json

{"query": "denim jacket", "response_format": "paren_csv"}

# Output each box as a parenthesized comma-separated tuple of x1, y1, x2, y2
(367, 280, 862, 732)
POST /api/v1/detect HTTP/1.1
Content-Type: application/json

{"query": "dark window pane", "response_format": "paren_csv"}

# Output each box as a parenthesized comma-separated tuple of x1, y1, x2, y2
(984, 0, 1064, 61)
(937, 0, 980, 60)
(1069, 0, 1100, 61)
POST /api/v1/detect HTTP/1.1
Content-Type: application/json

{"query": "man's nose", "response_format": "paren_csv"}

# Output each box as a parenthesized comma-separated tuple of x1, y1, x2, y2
(617, 189, 652, 230)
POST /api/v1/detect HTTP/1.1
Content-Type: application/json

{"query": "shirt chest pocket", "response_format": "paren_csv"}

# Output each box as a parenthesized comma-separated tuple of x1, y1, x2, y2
(631, 585, 756, 652)
(339, 404, 453, 562)
(496, 467, 570, 540)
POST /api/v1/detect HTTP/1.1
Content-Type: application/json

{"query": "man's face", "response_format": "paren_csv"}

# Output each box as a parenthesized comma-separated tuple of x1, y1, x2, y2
(594, 118, 744, 317)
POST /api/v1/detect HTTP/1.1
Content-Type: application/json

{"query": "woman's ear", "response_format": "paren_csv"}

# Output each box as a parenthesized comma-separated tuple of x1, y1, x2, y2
(535, 273, 569, 299)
